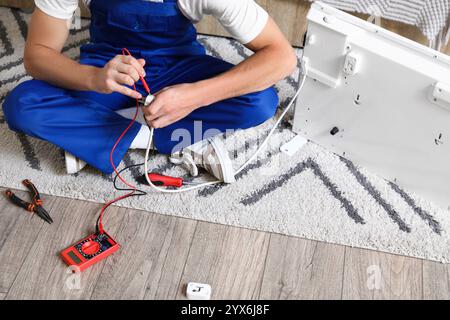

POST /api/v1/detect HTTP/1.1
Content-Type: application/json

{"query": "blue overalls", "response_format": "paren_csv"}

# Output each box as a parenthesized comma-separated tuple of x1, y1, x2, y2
(3, 0, 279, 174)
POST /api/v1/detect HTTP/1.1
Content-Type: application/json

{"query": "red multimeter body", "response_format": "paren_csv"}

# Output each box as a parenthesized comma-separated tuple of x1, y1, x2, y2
(60, 231, 119, 272)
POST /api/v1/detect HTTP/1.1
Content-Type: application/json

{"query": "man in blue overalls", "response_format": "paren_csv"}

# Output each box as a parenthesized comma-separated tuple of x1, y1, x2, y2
(3, 0, 297, 182)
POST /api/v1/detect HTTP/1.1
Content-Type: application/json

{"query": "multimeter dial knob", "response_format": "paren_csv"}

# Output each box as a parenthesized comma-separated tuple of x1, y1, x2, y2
(81, 241, 101, 255)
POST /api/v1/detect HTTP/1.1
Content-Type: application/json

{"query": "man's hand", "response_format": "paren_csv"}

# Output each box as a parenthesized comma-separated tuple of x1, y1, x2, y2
(143, 83, 201, 128)
(90, 55, 146, 100)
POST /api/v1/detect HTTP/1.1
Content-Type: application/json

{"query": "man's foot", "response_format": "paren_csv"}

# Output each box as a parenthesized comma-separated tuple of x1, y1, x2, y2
(170, 136, 236, 183)
(65, 151, 87, 174)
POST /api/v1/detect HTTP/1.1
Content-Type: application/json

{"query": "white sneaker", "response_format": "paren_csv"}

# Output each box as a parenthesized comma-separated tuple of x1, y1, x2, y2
(170, 136, 236, 183)
(65, 151, 87, 174)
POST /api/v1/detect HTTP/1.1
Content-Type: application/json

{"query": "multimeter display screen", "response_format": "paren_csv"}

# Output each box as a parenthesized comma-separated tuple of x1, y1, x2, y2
(68, 250, 82, 264)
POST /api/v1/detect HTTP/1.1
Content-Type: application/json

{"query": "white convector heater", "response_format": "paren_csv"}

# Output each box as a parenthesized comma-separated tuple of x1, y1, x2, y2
(293, 2, 450, 209)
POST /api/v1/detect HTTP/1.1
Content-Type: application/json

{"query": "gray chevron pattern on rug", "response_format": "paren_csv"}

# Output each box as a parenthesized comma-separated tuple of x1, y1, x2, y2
(1, 8, 449, 262)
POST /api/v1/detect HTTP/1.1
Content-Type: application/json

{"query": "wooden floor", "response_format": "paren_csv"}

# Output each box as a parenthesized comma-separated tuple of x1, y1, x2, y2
(0, 188, 449, 300)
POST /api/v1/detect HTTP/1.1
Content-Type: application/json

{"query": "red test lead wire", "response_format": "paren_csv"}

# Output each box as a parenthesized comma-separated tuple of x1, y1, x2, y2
(96, 48, 151, 234)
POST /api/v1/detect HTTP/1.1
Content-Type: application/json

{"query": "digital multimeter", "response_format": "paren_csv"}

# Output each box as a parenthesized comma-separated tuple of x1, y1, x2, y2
(60, 231, 119, 272)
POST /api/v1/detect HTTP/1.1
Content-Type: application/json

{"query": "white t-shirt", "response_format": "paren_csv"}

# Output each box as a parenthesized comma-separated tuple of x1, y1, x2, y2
(34, 0, 269, 44)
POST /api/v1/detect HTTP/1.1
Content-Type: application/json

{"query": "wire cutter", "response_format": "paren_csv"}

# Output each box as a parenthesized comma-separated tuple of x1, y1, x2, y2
(5, 179, 53, 224)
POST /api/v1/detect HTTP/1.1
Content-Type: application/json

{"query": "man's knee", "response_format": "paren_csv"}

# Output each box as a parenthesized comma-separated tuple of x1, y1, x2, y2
(3, 80, 47, 134)
(242, 86, 279, 127)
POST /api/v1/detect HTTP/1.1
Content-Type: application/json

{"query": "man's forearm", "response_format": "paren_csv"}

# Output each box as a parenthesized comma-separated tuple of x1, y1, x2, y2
(193, 44, 296, 107)
(24, 45, 98, 91)
(144, 43, 297, 129)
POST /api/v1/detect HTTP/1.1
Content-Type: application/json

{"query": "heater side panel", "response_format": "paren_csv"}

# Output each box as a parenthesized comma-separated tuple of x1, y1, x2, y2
(294, 3, 450, 209)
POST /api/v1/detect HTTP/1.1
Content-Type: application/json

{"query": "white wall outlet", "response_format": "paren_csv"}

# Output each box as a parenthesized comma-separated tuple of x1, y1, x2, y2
(343, 52, 359, 75)
(186, 282, 212, 300)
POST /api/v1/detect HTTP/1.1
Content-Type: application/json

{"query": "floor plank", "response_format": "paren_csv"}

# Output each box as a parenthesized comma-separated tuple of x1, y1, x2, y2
(0, 188, 56, 294)
(1, 191, 448, 300)
(143, 216, 197, 300)
(6, 198, 126, 300)
(176, 222, 270, 300)
(423, 260, 450, 300)
(260, 235, 345, 300)
(388, 254, 423, 299)
(342, 248, 423, 299)
(91, 211, 196, 300)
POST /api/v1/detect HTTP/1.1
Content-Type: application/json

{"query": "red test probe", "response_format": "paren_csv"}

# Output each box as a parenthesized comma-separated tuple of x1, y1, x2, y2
(146, 173, 199, 188)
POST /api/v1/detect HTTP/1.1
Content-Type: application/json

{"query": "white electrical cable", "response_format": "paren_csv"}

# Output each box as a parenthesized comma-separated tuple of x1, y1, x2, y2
(235, 70, 307, 176)
(144, 66, 308, 193)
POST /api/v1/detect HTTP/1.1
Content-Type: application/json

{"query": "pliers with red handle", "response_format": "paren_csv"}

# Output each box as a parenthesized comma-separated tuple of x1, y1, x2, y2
(4, 179, 53, 224)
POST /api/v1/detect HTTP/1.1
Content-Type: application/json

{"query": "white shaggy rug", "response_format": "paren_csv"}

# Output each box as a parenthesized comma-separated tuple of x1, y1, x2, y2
(1, 8, 449, 263)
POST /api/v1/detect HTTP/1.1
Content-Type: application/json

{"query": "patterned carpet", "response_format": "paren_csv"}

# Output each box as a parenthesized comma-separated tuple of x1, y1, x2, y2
(1, 8, 449, 262)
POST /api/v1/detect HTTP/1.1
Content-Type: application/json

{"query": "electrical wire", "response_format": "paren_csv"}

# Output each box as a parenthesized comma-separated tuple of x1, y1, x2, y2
(143, 63, 308, 193)
(113, 163, 147, 194)
(96, 48, 151, 234)
(97, 51, 308, 226)
(235, 70, 307, 175)
(144, 125, 222, 193)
